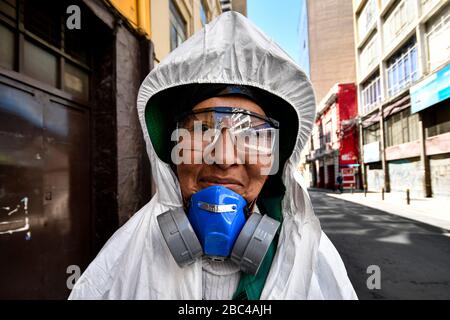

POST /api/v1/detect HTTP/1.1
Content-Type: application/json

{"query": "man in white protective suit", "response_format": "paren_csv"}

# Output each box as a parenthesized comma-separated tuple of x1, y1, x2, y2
(69, 11, 357, 300)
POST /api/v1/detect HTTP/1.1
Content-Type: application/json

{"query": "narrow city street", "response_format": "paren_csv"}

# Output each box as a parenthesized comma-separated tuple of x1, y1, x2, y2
(310, 190, 450, 300)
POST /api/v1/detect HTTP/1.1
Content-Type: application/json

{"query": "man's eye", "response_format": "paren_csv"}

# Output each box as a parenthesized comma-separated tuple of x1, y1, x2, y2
(201, 124, 210, 132)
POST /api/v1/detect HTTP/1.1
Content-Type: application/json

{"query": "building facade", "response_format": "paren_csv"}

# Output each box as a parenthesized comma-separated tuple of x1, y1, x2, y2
(298, 0, 310, 77)
(307, 84, 360, 190)
(110, 0, 223, 64)
(354, 0, 450, 198)
(221, 0, 247, 15)
(298, 0, 358, 187)
(307, 0, 356, 103)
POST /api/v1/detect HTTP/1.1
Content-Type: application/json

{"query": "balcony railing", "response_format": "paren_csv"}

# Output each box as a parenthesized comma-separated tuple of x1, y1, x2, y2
(426, 6, 450, 72)
(383, 0, 416, 51)
(386, 44, 419, 97)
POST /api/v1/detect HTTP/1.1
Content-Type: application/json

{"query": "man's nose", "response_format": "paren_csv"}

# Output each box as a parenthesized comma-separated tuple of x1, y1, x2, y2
(213, 128, 240, 168)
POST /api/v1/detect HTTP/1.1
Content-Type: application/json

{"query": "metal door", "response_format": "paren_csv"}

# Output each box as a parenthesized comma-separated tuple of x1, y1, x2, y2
(0, 77, 91, 299)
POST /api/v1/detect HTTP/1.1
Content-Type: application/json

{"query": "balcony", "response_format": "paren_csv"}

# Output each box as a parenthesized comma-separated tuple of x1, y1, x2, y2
(357, 0, 377, 43)
(421, 0, 441, 17)
(383, 0, 417, 54)
(359, 34, 379, 80)
(426, 5, 450, 72)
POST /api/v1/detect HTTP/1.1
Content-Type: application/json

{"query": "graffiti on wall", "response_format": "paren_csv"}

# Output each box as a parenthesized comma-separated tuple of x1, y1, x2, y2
(430, 155, 450, 198)
(367, 169, 384, 192)
(388, 159, 423, 197)
(0, 197, 31, 240)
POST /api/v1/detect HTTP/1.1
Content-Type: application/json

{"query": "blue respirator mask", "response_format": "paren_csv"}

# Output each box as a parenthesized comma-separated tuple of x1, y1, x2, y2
(157, 186, 280, 275)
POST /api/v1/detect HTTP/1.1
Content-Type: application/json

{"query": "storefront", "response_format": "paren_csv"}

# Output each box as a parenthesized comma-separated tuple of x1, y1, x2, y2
(410, 63, 450, 198)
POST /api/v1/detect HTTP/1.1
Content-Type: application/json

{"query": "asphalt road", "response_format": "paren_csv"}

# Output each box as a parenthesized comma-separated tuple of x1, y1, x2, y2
(309, 190, 450, 300)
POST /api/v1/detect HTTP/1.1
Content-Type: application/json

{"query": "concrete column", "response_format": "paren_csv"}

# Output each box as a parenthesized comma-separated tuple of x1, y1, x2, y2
(416, 17, 429, 78)
(358, 120, 367, 188)
(379, 104, 390, 192)
(419, 113, 432, 197)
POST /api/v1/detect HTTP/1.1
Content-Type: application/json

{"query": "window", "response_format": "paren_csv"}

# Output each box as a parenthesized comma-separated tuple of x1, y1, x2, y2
(0, 23, 14, 70)
(0, 0, 91, 100)
(421, 0, 440, 15)
(0, 0, 16, 21)
(318, 123, 325, 151)
(170, 0, 187, 51)
(361, 73, 382, 114)
(65, 22, 90, 65)
(23, 40, 58, 87)
(384, 0, 416, 49)
(325, 120, 332, 144)
(364, 122, 381, 144)
(360, 34, 379, 77)
(358, 0, 376, 41)
(312, 126, 321, 152)
(426, 103, 450, 138)
(386, 40, 419, 97)
(426, 5, 450, 71)
(200, 0, 207, 26)
(385, 109, 420, 146)
(64, 62, 89, 101)
(24, 0, 62, 48)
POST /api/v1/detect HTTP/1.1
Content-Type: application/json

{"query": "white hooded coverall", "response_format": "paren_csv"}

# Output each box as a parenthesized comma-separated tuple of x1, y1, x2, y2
(69, 11, 358, 300)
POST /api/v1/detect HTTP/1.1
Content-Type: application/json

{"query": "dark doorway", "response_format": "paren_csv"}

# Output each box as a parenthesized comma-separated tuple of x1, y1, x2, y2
(318, 166, 325, 188)
(0, 79, 90, 298)
(327, 164, 335, 190)
(0, 0, 112, 298)
(311, 162, 317, 188)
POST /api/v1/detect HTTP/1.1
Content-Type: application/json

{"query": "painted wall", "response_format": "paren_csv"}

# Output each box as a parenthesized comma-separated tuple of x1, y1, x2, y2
(430, 154, 450, 198)
(110, 0, 151, 35)
(110, 0, 139, 26)
(388, 158, 424, 197)
(337, 83, 359, 166)
(367, 168, 384, 192)
(110, 0, 222, 63)
(150, 0, 222, 63)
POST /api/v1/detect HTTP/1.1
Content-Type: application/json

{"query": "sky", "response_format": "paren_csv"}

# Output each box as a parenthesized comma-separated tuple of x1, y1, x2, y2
(247, 0, 302, 65)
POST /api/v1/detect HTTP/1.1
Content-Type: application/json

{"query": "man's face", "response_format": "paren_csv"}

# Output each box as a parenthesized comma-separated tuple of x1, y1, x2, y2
(175, 95, 271, 204)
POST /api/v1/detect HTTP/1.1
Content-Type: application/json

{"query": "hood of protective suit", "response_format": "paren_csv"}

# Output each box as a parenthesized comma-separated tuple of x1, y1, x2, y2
(69, 11, 357, 300)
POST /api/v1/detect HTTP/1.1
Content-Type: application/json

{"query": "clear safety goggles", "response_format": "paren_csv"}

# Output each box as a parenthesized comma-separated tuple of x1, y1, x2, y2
(174, 107, 279, 157)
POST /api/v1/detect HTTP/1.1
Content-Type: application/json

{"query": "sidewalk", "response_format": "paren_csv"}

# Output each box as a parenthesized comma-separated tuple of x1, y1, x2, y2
(309, 188, 450, 231)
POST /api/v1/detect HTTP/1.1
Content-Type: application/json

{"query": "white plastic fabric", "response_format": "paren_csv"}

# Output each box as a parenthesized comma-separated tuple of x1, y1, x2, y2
(69, 11, 357, 300)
